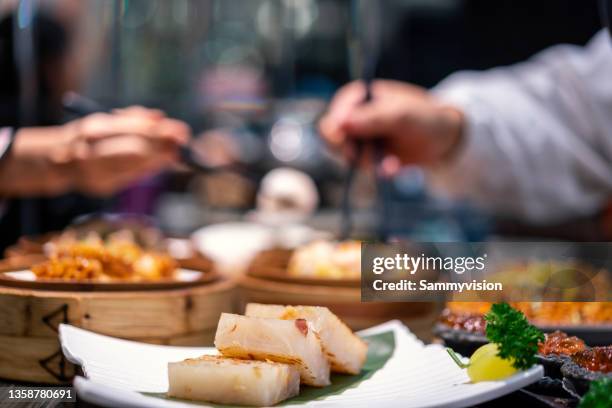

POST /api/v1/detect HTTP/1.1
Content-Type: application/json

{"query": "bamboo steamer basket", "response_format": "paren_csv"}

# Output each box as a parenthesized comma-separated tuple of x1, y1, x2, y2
(241, 248, 442, 340)
(0, 276, 235, 384)
(0, 232, 236, 384)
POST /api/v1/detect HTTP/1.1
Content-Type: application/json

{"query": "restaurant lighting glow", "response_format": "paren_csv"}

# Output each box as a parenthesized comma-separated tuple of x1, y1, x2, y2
(256, 0, 318, 40)
(269, 118, 304, 162)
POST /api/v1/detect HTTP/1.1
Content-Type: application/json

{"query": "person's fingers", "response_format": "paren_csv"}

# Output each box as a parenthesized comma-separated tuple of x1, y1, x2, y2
(318, 116, 343, 146)
(154, 118, 191, 145)
(116, 108, 193, 146)
(79, 113, 156, 140)
(326, 81, 367, 124)
(319, 81, 366, 145)
(380, 154, 402, 178)
(340, 101, 397, 138)
(106, 155, 169, 184)
(370, 79, 428, 99)
(88, 135, 179, 165)
(76, 141, 178, 196)
(88, 134, 151, 158)
(112, 105, 165, 119)
(79, 114, 188, 145)
(80, 168, 151, 196)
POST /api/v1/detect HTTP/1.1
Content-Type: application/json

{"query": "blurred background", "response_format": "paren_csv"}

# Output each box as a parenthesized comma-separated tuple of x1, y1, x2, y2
(1, 2, 610, 394)
(0, 0, 603, 251)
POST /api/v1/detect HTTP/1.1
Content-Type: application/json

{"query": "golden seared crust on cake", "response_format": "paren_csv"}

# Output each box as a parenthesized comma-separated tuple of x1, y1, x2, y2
(168, 354, 299, 406)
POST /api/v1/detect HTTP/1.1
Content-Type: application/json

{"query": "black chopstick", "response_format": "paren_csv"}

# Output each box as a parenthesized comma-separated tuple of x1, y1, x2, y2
(340, 141, 364, 240)
(340, 0, 387, 241)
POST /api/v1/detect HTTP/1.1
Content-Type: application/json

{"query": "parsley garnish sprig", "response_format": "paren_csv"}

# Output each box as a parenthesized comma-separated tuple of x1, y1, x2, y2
(484, 303, 544, 370)
(579, 378, 612, 408)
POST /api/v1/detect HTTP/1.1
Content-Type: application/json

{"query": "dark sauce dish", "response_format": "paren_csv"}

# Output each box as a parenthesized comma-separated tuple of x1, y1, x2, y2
(523, 376, 575, 399)
(536, 354, 572, 380)
(432, 323, 488, 357)
(560, 346, 612, 396)
(537, 331, 587, 379)
(526, 331, 588, 398)
(434, 309, 488, 356)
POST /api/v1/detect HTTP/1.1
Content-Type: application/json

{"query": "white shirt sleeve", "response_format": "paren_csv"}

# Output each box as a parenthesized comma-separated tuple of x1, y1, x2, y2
(0, 127, 13, 218)
(428, 30, 612, 224)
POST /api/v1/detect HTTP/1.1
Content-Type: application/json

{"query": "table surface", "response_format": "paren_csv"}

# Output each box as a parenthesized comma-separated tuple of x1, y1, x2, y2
(0, 378, 573, 408)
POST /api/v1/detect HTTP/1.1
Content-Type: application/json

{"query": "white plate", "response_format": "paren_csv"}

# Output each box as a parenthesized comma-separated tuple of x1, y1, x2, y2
(0, 269, 212, 292)
(4, 269, 203, 282)
(190, 222, 330, 276)
(59, 321, 543, 408)
(191, 223, 276, 275)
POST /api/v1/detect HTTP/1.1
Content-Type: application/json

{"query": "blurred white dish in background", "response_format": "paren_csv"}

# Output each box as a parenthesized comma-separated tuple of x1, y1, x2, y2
(164, 238, 194, 260)
(4, 269, 203, 285)
(191, 222, 331, 276)
(255, 167, 319, 224)
(191, 223, 274, 276)
(192, 168, 326, 276)
(276, 224, 332, 249)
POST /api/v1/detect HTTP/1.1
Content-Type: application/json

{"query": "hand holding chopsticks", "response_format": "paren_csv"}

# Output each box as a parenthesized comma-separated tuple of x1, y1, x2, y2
(319, 80, 464, 168)
(319, 80, 465, 240)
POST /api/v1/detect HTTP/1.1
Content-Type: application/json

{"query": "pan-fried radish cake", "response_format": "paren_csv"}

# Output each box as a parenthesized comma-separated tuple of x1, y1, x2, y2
(215, 313, 331, 387)
(167, 355, 299, 406)
(245, 304, 368, 374)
